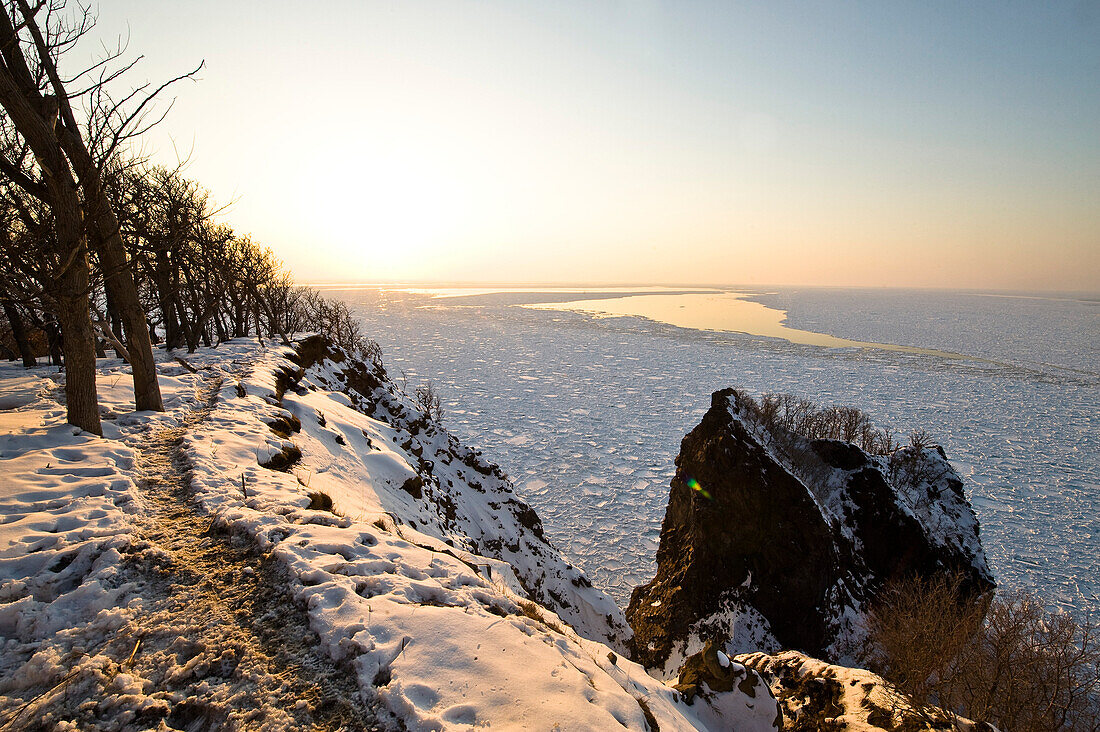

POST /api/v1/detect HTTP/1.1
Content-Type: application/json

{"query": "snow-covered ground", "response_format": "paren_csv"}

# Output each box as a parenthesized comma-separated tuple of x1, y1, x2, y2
(344, 287, 1099, 615)
(0, 352, 213, 642)
(0, 339, 783, 730)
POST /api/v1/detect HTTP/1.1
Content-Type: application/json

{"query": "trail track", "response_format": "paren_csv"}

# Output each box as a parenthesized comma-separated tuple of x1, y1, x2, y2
(2, 373, 390, 732)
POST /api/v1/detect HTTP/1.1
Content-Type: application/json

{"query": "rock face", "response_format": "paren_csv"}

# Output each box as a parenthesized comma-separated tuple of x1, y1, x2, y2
(627, 388, 993, 672)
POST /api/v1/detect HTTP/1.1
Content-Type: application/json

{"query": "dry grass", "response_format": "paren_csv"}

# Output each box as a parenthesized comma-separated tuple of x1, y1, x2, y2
(307, 491, 339, 515)
(515, 599, 568, 635)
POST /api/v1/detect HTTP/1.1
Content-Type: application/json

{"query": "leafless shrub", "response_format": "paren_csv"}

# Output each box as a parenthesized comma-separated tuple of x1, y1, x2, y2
(361, 337, 383, 368)
(909, 428, 934, 451)
(955, 593, 1100, 731)
(887, 432, 938, 489)
(291, 288, 382, 368)
(737, 390, 903, 456)
(868, 575, 1100, 731)
(413, 381, 444, 423)
(866, 574, 987, 726)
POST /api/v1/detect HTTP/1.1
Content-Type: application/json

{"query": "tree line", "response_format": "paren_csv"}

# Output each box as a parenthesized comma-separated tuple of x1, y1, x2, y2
(0, 1, 371, 436)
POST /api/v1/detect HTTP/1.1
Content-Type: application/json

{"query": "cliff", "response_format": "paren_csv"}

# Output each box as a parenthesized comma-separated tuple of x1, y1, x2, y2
(627, 388, 993, 674)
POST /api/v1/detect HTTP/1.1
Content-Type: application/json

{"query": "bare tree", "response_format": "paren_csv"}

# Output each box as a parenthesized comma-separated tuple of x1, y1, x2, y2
(865, 573, 987, 726)
(735, 389, 925, 459)
(0, 7, 101, 432)
(0, 0, 204, 419)
(414, 381, 444, 423)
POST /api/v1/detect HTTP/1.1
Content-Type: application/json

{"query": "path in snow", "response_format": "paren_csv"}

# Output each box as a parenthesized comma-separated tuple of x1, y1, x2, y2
(2, 373, 386, 732)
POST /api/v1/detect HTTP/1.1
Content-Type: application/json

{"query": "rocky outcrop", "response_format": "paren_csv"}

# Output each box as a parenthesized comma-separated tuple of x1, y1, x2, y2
(627, 388, 993, 672)
(673, 640, 782, 730)
(738, 650, 989, 731)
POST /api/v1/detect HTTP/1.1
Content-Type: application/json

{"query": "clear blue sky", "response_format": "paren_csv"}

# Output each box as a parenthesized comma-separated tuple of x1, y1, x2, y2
(87, 1, 1100, 291)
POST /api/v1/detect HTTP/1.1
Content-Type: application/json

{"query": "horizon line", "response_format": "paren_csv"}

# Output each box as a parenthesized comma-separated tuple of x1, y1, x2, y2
(301, 280, 1100, 300)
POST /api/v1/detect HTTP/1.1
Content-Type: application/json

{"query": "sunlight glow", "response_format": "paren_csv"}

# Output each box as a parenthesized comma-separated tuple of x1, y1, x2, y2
(93, 1, 1100, 292)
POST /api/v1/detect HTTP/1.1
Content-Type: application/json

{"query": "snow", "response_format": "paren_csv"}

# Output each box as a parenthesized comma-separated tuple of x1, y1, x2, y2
(0, 340, 780, 730)
(735, 399, 990, 583)
(657, 601, 779, 680)
(0, 354, 215, 645)
(5, 280, 1065, 729)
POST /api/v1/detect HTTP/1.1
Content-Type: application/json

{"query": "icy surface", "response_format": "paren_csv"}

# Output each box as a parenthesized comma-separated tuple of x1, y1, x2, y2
(343, 287, 1099, 614)
(749, 288, 1098, 374)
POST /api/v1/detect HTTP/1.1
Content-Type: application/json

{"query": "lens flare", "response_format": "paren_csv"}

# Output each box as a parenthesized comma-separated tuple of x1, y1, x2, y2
(686, 477, 712, 500)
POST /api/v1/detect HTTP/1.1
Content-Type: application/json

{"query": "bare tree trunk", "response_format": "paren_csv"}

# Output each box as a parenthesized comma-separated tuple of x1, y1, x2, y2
(234, 305, 247, 338)
(61, 139, 163, 409)
(252, 286, 290, 345)
(152, 253, 183, 349)
(88, 215, 163, 411)
(2, 301, 37, 367)
(50, 202, 102, 435)
(93, 309, 131, 362)
(213, 311, 228, 343)
(0, 6, 100, 433)
(6, 0, 167, 412)
(55, 287, 101, 435)
(253, 306, 264, 346)
(45, 320, 62, 366)
(104, 282, 125, 346)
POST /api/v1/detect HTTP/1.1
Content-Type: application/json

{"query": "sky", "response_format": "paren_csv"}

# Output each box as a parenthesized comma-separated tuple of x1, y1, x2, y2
(85, 1, 1100, 291)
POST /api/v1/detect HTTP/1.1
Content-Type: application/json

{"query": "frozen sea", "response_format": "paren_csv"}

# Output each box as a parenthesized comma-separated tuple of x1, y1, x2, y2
(336, 286, 1099, 615)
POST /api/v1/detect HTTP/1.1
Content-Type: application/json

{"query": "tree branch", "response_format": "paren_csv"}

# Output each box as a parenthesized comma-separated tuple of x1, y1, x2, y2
(0, 152, 47, 200)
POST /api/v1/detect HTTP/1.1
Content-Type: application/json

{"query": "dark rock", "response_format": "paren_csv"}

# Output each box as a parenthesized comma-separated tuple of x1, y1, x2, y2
(812, 439, 867, 471)
(508, 500, 546, 541)
(292, 333, 344, 369)
(400, 475, 424, 500)
(627, 389, 993, 670)
(273, 364, 304, 401)
(675, 639, 763, 702)
(628, 389, 837, 668)
(265, 412, 302, 437)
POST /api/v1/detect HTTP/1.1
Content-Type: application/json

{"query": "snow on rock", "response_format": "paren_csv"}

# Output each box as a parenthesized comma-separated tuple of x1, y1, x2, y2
(673, 639, 780, 730)
(738, 650, 986, 731)
(628, 388, 994, 672)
